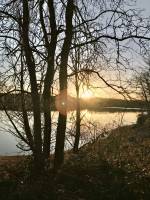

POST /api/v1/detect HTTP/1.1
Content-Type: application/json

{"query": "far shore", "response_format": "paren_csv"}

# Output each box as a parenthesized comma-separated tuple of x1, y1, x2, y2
(0, 106, 149, 113)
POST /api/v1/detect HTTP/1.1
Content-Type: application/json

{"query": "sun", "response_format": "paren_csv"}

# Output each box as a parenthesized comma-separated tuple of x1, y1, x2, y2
(81, 89, 94, 99)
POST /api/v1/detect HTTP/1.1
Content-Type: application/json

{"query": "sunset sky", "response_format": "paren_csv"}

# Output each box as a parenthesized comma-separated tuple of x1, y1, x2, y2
(77, 1, 150, 99)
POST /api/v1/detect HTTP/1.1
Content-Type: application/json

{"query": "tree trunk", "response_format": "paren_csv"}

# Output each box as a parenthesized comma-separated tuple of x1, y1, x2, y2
(73, 84, 81, 153)
(54, 0, 74, 171)
(39, 0, 57, 160)
(22, 0, 43, 174)
(20, 49, 34, 151)
(54, 111, 67, 170)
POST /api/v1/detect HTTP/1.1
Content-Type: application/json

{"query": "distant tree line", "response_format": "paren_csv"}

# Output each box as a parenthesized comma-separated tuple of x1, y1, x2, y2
(81, 98, 150, 111)
(0, 93, 148, 111)
(0, 93, 76, 111)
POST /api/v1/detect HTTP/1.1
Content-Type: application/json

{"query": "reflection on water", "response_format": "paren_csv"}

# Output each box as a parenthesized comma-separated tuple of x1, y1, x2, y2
(0, 110, 140, 155)
(80, 110, 139, 127)
(66, 110, 140, 148)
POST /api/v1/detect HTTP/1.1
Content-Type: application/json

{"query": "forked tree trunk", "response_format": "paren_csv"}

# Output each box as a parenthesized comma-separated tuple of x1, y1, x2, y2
(22, 0, 43, 175)
(39, 0, 57, 160)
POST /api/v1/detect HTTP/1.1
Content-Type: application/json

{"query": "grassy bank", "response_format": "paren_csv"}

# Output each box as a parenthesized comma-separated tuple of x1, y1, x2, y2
(0, 124, 150, 199)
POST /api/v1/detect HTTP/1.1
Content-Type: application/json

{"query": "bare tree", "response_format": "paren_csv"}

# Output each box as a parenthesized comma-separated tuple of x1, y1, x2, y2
(133, 56, 150, 107)
(1, 0, 150, 175)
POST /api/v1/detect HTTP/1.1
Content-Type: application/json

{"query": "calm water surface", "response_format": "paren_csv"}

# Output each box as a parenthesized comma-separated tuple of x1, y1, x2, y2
(0, 110, 140, 155)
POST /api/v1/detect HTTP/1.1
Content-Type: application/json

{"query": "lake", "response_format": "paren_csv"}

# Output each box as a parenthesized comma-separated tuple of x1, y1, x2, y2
(0, 110, 140, 155)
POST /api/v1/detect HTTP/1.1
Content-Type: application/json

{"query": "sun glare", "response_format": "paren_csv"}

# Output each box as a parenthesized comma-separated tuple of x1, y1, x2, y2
(81, 89, 94, 99)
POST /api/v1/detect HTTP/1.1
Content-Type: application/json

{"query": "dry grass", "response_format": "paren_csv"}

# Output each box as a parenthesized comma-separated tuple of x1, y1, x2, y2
(0, 156, 29, 181)
(84, 125, 150, 173)
(0, 125, 150, 199)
